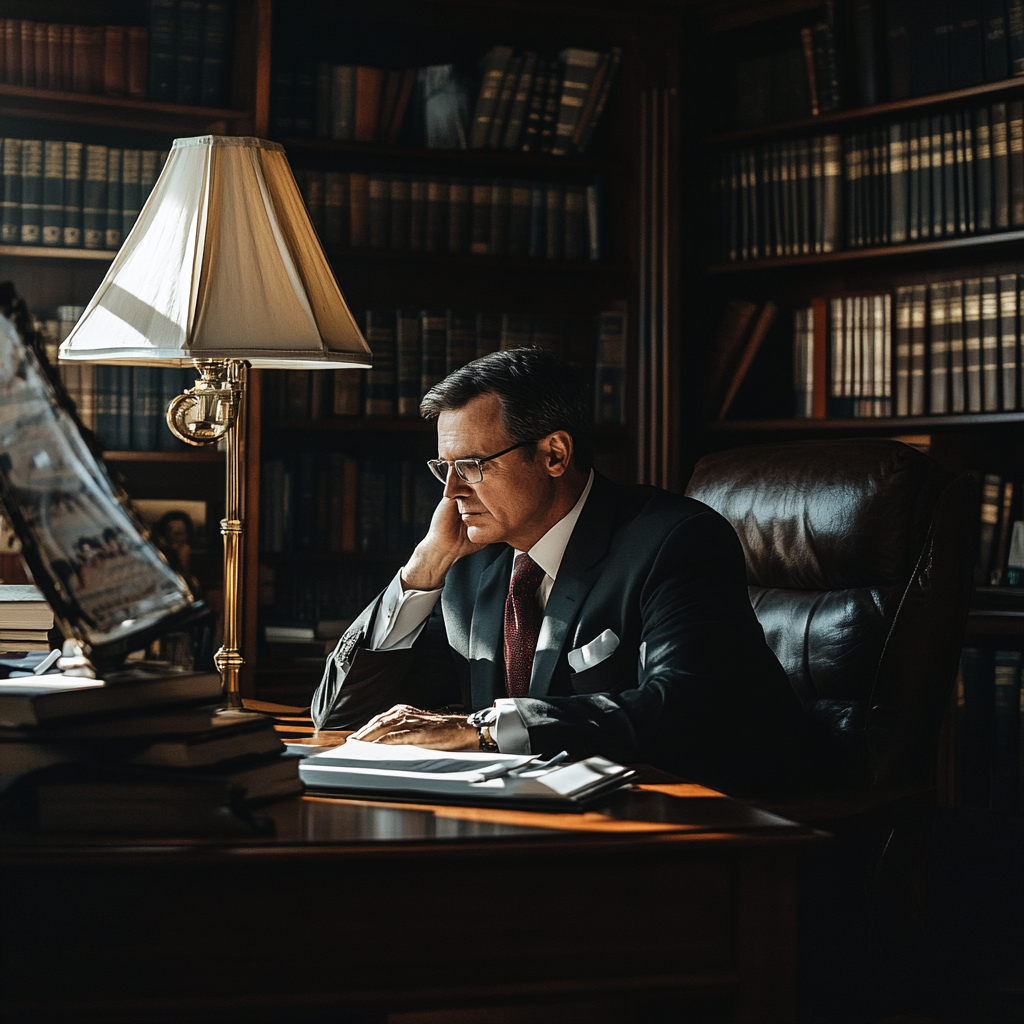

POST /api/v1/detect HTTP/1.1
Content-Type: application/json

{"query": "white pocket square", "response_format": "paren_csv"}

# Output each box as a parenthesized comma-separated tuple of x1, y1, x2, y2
(567, 629, 620, 672)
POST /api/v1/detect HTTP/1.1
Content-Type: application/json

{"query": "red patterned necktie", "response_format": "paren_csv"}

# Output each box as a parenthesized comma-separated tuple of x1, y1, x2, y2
(503, 553, 546, 698)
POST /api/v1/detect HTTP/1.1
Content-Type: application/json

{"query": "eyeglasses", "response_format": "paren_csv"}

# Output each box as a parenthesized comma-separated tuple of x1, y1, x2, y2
(427, 441, 539, 484)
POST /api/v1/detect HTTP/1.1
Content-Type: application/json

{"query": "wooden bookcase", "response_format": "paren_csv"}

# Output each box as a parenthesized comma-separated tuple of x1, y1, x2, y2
(682, 0, 1024, 813)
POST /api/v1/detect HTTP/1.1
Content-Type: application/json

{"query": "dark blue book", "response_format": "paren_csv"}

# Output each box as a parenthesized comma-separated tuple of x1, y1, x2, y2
(116, 365, 133, 451)
(148, 0, 178, 101)
(130, 367, 159, 451)
(121, 149, 141, 241)
(848, 1, 882, 106)
(104, 148, 122, 251)
(19, 139, 43, 246)
(362, 310, 396, 417)
(95, 366, 119, 450)
(949, 0, 985, 87)
(1, 138, 22, 245)
(886, 0, 914, 99)
(199, 0, 232, 107)
(1008, 0, 1024, 77)
(982, 0, 1009, 80)
(175, 0, 204, 105)
(396, 308, 421, 418)
(62, 142, 83, 248)
(911, 0, 952, 96)
(975, 106, 993, 231)
(158, 368, 191, 451)
(41, 141, 64, 248)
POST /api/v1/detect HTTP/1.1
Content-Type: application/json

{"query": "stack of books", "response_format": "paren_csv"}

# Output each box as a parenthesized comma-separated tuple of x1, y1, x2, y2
(0, 662, 301, 834)
(0, 585, 54, 652)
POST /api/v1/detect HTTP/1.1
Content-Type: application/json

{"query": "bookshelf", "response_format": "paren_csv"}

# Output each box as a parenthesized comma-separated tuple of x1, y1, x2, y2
(685, 0, 1024, 817)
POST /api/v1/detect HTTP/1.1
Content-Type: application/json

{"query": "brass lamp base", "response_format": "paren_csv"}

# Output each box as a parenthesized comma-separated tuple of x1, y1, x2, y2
(166, 359, 260, 717)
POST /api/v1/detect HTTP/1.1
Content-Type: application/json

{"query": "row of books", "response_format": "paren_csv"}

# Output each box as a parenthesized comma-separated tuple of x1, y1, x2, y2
(716, 99, 1024, 261)
(0, 3, 232, 108)
(260, 563, 399, 650)
(0, 649, 300, 834)
(263, 308, 627, 426)
(793, 294, 894, 418)
(0, 585, 54, 653)
(272, 44, 619, 155)
(733, 0, 1024, 131)
(260, 455, 436, 558)
(956, 647, 1022, 814)
(1, 139, 168, 251)
(0, 19, 147, 98)
(977, 474, 1023, 586)
(294, 169, 603, 261)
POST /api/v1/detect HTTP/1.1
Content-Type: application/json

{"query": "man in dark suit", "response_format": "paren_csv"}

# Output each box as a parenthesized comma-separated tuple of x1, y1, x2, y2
(312, 348, 814, 795)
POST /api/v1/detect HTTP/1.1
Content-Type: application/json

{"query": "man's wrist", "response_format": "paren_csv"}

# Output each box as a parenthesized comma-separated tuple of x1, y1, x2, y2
(400, 546, 453, 591)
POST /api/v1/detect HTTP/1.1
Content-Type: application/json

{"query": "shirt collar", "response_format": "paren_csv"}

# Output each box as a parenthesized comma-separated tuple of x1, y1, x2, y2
(514, 469, 595, 580)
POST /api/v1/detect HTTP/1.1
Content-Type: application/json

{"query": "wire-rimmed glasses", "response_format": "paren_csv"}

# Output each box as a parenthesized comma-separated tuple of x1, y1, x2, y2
(426, 441, 540, 484)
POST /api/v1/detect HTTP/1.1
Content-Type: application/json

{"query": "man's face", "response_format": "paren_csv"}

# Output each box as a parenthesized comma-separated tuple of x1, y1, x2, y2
(436, 393, 556, 550)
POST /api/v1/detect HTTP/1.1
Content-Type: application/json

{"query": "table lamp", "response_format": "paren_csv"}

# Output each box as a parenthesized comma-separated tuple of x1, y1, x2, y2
(59, 136, 372, 709)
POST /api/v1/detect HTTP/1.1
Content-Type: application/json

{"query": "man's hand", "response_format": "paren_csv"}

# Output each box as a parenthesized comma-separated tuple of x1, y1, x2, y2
(400, 496, 486, 591)
(350, 704, 481, 750)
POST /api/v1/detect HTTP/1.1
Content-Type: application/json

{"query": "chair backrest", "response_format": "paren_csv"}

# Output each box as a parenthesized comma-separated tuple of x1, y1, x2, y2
(686, 439, 975, 789)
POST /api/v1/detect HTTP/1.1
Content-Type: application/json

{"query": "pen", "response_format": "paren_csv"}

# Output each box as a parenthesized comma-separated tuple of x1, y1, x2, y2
(33, 649, 62, 675)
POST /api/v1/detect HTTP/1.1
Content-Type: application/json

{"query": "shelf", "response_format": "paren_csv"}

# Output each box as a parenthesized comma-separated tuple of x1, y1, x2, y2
(0, 83, 248, 134)
(706, 230, 1024, 273)
(0, 245, 116, 261)
(323, 246, 628, 275)
(703, 77, 1024, 147)
(706, 413, 1024, 432)
(103, 450, 226, 463)
(279, 136, 608, 174)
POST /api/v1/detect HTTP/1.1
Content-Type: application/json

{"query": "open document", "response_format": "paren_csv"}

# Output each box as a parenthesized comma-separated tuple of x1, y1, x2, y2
(297, 738, 635, 810)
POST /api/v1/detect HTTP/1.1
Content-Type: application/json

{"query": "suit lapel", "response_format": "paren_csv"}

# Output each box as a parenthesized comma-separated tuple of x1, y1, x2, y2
(468, 545, 513, 709)
(529, 474, 620, 698)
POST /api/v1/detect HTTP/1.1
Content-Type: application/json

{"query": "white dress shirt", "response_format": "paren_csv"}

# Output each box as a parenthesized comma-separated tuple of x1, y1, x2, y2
(367, 470, 596, 753)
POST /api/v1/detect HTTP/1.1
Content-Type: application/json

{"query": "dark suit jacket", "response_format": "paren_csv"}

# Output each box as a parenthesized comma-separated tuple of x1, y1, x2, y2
(312, 473, 819, 795)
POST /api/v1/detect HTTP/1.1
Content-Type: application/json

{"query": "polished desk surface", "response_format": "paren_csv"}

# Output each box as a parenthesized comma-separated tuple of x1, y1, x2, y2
(0, 704, 828, 1024)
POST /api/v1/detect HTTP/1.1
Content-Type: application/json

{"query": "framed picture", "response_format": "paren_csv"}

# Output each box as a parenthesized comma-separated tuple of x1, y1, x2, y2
(0, 312, 204, 666)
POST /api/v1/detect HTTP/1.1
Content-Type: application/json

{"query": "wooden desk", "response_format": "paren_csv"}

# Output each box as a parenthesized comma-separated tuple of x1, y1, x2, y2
(0, 780, 824, 1024)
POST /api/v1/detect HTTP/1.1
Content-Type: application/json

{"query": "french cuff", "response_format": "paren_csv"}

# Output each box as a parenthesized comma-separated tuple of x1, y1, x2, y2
(368, 570, 442, 651)
(492, 698, 532, 754)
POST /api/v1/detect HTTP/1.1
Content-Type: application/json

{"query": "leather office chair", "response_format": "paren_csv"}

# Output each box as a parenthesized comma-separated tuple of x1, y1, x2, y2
(686, 438, 975, 944)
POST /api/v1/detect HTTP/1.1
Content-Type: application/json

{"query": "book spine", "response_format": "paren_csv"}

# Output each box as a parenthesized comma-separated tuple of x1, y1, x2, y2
(502, 51, 537, 150)
(908, 121, 921, 239)
(200, 0, 231, 107)
(508, 179, 531, 258)
(127, 26, 148, 99)
(471, 46, 513, 149)
(121, 148, 141, 240)
(470, 180, 491, 254)
(103, 25, 127, 97)
(992, 649, 1022, 813)
(519, 61, 548, 152)
(909, 283, 927, 415)
(419, 310, 447, 400)
(538, 58, 563, 154)
(999, 273, 1020, 409)
(850, 1, 881, 105)
(447, 178, 470, 254)
(354, 66, 384, 143)
(489, 179, 510, 257)
(19, 138, 42, 246)
(992, 102, 1010, 228)
(1010, 0, 1024, 76)
(389, 174, 410, 251)
(586, 180, 602, 260)
(149, 0, 177, 101)
(576, 46, 620, 154)
(812, 1, 842, 112)
(348, 171, 368, 247)
(529, 182, 546, 258)
(445, 311, 476, 373)
(948, 278, 966, 412)
(797, 138, 810, 255)
(889, 122, 908, 243)
(425, 176, 448, 253)
(487, 55, 521, 150)
(322, 170, 346, 246)
(396, 309, 421, 417)
(964, 277, 983, 411)
(175, 0, 203, 105)
(545, 183, 565, 260)
(914, 0, 953, 96)
(983, 0, 1009, 80)
(942, 114, 956, 236)
(594, 310, 627, 425)
(2, 20, 18, 86)
(975, 107, 993, 232)
(104, 147, 122, 250)
(992, 480, 1017, 583)
(62, 141, 83, 247)
(131, 367, 158, 451)
(886, 0, 913, 99)
(956, 111, 971, 234)
(314, 61, 331, 139)
(1010, 99, 1024, 226)
(564, 185, 587, 261)
(929, 281, 949, 413)
(980, 276, 1000, 410)
(919, 118, 932, 238)
(930, 116, 945, 237)
(367, 172, 388, 249)
(331, 65, 355, 141)
(41, 140, 63, 248)
(270, 63, 294, 136)
(550, 48, 601, 156)
(950, 0, 985, 87)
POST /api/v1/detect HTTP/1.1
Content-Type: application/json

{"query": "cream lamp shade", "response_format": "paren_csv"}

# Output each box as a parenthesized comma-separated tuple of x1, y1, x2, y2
(59, 135, 372, 369)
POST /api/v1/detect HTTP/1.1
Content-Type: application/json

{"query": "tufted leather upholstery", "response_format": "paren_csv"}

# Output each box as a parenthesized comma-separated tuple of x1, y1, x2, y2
(687, 439, 975, 791)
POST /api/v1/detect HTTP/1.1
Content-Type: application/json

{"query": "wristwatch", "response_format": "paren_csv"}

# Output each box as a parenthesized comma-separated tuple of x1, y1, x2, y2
(467, 708, 500, 752)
